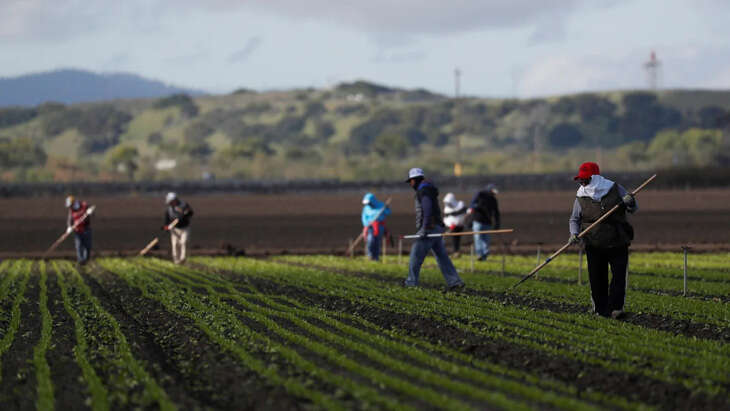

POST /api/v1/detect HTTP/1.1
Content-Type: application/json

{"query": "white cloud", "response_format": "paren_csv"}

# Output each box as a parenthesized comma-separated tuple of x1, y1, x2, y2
(0, 0, 610, 45)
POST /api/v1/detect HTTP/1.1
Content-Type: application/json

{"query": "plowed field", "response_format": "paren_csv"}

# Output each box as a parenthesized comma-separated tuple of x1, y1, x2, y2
(1, 189, 729, 257)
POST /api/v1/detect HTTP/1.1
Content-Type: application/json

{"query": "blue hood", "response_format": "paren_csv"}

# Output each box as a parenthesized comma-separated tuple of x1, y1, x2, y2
(361, 193, 390, 226)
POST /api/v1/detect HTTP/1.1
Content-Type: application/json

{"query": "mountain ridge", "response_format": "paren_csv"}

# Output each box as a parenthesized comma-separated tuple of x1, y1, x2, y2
(0, 68, 206, 107)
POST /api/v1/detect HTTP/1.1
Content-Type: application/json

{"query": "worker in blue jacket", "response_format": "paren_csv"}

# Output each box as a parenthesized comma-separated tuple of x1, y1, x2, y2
(361, 192, 391, 261)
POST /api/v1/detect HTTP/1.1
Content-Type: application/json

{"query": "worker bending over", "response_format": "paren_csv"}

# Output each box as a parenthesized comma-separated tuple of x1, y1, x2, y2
(361, 192, 391, 261)
(163, 192, 194, 264)
(65, 195, 94, 265)
(442, 192, 467, 255)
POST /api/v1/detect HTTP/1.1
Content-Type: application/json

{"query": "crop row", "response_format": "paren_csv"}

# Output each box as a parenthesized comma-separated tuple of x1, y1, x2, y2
(199, 256, 730, 399)
(144, 259, 621, 410)
(53, 261, 175, 410)
(98, 257, 631, 410)
(447, 253, 730, 296)
(0, 260, 31, 385)
(280, 255, 728, 326)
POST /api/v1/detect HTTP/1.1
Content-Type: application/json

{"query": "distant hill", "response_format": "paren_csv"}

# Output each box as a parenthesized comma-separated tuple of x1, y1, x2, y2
(0, 80, 729, 183)
(0, 69, 206, 107)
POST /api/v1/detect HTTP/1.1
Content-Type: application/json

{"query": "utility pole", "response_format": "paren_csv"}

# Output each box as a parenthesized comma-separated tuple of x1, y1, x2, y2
(454, 67, 463, 184)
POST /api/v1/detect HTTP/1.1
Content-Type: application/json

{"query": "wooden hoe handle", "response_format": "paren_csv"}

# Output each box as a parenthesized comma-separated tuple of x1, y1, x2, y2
(510, 174, 656, 290)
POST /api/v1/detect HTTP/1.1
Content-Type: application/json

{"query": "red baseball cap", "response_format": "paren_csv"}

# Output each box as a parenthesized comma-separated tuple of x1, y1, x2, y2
(574, 162, 600, 180)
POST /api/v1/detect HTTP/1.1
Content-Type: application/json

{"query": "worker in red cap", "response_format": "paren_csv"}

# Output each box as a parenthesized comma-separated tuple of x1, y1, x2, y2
(569, 162, 638, 319)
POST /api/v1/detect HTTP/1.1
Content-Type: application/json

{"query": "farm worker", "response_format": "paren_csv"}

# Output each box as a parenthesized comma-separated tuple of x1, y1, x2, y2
(162, 192, 194, 264)
(569, 162, 638, 319)
(361, 192, 391, 261)
(403, 168, 465, 291)
(65, 195, 94, 265)
(442, 193, 467, 254)
(467, 183, 500, 261)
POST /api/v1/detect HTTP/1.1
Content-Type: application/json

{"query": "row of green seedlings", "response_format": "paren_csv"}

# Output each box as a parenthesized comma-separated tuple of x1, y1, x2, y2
(446, 252, 730, 297)
(34, 261, 54, 410)
(52, 261, 175, 411)
(201, 256, 730, 399)
(406, 253, 730, 319)
(279, 255, 729, 326)
(115, 256, 541, 411)
(270, 255, 730, 370)
(142, 263, 660, 409)
(98, 258, 367, 411)
(136, 258, 618, 411)
(0, 261, 59, 410)
(0, 260, 31, 388)
(132, 257, 633, 411)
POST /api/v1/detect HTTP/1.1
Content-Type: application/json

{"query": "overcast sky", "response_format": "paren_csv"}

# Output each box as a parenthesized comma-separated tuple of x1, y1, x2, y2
(1, 0, 729, 97)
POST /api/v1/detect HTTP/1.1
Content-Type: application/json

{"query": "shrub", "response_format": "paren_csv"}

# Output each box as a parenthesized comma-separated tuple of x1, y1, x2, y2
(153, 94, 199, 117)
(0, 107, 38, 129)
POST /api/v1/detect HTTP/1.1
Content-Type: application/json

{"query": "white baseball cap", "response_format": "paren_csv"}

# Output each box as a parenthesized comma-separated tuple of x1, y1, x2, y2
(165, 192, 177, 204)
(405, 167, 425, 182)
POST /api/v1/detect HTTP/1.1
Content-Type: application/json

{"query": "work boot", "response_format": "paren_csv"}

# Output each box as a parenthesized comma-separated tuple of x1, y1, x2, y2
(610, 310, 626, 319)
(447, 282, 465, 292)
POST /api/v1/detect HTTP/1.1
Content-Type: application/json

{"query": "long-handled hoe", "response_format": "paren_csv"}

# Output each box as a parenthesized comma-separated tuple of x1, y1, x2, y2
(348, 198, 392, 257)
(510, 174, 657, 290)
(139, 218, 178, 256)
(401, 228, 514, 239)
(43, 205, 96, 258)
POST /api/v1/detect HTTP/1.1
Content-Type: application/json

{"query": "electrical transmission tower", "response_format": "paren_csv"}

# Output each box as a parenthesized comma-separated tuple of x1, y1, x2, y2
(644, 51, 662, 90)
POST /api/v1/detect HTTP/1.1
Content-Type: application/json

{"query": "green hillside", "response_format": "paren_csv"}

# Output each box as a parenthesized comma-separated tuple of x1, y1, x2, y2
(1, 82, 729, 182)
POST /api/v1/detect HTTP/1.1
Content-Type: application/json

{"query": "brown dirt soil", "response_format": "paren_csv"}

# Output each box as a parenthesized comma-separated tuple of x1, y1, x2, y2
(0, 189, 728, 257)
(192, 262, 730, 411)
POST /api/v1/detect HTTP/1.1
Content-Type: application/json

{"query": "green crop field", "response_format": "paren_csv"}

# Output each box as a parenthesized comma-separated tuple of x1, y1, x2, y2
(0, 254, 727, 410)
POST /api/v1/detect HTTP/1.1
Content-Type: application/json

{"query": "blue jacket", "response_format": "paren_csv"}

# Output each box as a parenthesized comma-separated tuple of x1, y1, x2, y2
(361, 193, 391, 227)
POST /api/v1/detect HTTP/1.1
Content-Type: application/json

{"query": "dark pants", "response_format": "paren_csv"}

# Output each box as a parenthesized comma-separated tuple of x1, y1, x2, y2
(585, 245, 628, 316)
(449, 225, 464, 252)
(74, 230, 92, 264)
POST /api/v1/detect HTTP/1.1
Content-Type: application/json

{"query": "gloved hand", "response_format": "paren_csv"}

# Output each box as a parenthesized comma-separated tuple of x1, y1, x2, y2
(66, 226, 73, 235)
(569, 234, 581, 245)
(622, 193, 635, 206)
(416, 229, 427, 239)
(87, 207, 94, 216)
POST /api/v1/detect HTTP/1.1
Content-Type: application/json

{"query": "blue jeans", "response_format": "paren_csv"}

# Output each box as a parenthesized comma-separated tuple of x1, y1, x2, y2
(366, 229, 382, 261)
(405, 227, 463, 287)
(473, 221, 491, 258)
(74, 230, 92, 264)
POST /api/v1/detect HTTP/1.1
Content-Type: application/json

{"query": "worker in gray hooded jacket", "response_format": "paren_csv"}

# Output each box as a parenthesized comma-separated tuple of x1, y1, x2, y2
(569, 162, 637, 319)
